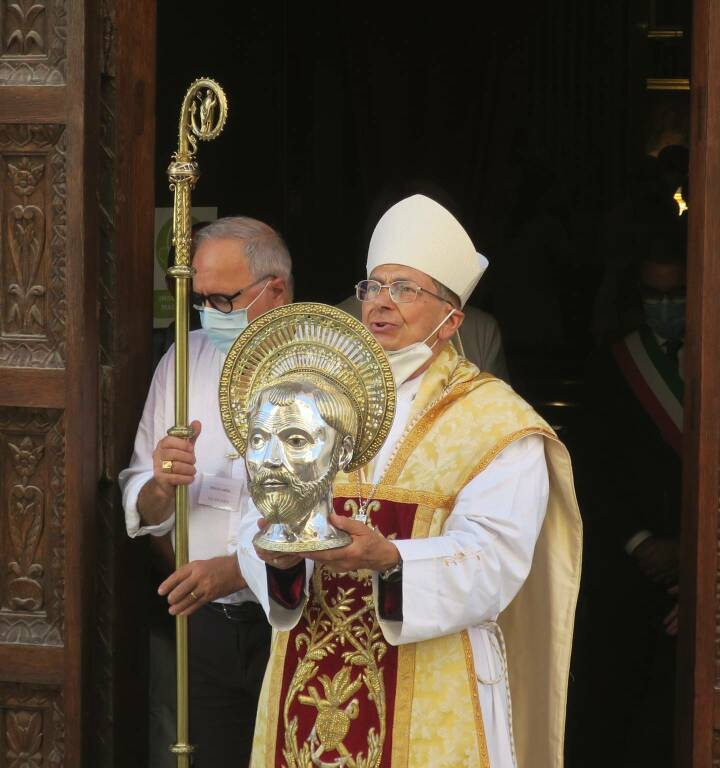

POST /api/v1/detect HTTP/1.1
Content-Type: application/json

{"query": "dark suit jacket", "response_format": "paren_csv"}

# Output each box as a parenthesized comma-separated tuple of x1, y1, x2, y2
(582, 342, 681, 549)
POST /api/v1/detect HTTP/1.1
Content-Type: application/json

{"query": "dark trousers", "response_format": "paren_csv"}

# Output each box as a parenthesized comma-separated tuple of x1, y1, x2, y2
(188, 602, 271, 768)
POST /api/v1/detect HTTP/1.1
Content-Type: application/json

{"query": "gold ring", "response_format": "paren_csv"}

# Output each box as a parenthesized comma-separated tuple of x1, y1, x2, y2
(161, 459, 173, 474)
(190, 591, 198, 601)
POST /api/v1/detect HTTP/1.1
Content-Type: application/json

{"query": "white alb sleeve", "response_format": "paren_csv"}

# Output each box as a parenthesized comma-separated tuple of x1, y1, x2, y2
(376, 434, 549, 645)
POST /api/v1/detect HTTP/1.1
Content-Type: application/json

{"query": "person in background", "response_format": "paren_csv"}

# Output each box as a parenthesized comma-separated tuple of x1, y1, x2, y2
(582, 227, 686, 767)
(120, 216, 293, 767)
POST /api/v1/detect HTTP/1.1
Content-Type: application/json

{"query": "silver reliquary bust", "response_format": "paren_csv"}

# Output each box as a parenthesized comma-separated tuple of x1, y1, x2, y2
(219, 303, 395, 553)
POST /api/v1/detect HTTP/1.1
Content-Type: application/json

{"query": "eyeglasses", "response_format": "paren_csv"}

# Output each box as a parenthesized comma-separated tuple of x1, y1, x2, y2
(638, 284, 686, 303)
(355, 279, 451, 305)
(192, 276, 273, 314)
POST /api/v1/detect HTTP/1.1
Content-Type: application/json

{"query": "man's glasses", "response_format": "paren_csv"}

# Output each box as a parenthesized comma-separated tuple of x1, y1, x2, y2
(639, 284, 686, 304)
(355, 279, 450, 304)
(192, 276, 273, 314)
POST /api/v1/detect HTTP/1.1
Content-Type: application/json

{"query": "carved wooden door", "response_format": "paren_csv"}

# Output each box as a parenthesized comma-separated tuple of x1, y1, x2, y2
(0, 1, 155, 765)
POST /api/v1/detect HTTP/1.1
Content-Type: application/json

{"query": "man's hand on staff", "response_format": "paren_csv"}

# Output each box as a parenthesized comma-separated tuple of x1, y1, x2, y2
(304, 513, 400, 573)
(152, 418, 202, 494)
(158, 554, 247, 616)
(137, 419, 202, 526)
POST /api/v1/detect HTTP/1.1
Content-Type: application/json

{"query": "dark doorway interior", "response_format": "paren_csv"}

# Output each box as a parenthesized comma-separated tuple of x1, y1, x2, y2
(155, 0, 688, 389)
(149, 2, 691, 766)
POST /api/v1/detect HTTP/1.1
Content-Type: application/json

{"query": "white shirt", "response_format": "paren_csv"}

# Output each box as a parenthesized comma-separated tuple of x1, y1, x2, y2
(119, 330, 260, 604)
(238, 373, 550, 766)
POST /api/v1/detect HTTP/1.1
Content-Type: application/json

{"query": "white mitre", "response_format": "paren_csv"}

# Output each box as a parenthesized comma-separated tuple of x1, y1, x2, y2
(367, 194, 489, 307)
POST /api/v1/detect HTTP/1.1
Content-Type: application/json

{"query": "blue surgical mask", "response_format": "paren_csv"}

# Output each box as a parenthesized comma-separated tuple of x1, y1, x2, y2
(643, 297, 686, 341)
(197, 280, 270, 353)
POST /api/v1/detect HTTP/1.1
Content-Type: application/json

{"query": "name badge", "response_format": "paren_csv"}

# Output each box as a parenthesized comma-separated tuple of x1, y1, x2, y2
(198, 474, 243, 511)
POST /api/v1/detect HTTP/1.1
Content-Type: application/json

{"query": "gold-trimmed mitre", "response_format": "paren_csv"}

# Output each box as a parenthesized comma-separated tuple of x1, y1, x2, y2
(219, 302, 396, 471)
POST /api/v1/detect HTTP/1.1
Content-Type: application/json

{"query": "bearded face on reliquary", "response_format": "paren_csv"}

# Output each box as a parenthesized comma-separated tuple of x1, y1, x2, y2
(219, 302, 396, 553)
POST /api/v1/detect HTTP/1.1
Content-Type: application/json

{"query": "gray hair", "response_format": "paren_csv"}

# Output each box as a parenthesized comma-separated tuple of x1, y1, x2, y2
(194, 216, 293, 296)
(431, 277, 461, 309)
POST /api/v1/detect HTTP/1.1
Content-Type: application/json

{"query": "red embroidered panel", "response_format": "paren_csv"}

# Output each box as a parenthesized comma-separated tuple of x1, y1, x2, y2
(333, 496, 418, 539)
(271, 497, 418, 767)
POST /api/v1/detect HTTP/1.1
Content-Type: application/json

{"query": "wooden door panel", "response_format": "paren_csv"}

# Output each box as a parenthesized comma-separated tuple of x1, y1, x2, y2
(0, 683, 64, 766)
(0, 2, 91, 765)
(0, 0, 67, 87)
(0, 124, 67, 369)
(0, 407, 65, 646)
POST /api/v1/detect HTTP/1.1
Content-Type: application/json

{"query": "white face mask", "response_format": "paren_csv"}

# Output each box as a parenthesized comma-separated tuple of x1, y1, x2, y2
(385, 309, 456, 386)
(197, 280, 270, 353)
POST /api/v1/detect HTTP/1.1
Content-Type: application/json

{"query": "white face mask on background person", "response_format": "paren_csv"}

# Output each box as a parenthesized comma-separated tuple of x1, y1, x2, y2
(386, 308, 456, 386)
(196, 280, 270, 354)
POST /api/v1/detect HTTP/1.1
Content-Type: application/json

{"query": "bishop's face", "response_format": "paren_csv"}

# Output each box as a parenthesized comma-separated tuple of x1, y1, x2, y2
(246, 393, 340, 529)
(361, 263, 459, 351)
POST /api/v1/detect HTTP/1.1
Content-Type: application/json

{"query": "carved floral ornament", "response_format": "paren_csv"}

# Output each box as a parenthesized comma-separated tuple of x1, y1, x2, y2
(0, 124, 62, 151)
(0, 0, 66, 85)
(0, 685, 63, 768)
(5, 436, 45, 612)
(0, 410, 63, 644)
(4, 1, 47, 56)
(0, 125, 64, 366)
(9, 435, 43, 477)
(7, 156, 44, 197)
(6, 200, 46, 336)
(5, 155, 48, 336)
(6, 709, 42, 768)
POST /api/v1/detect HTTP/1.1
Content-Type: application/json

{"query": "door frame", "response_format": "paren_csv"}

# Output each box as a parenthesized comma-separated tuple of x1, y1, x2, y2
(677, 1, 720, 766)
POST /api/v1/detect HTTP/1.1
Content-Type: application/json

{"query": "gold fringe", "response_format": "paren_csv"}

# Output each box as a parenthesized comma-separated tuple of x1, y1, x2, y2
(265, 631, 289, 768)
(333, 482, 453, 510)
(462, 630, 491, 768)
(391, 644, 417, 768)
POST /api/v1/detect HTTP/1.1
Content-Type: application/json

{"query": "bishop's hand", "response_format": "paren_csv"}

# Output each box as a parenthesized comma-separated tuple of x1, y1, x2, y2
(254, 518, 304, 570)
(304, 513, 400, 573)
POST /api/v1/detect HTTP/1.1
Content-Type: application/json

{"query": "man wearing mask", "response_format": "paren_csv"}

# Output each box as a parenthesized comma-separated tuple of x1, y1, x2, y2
(335, 295, 510, 380)
(583, 239, 685, 766)
(240, 195, 582, 768)
(119, 216, 292, 767)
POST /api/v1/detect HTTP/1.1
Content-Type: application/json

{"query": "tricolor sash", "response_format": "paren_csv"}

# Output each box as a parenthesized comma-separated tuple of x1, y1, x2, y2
(612, 328, 684, 455)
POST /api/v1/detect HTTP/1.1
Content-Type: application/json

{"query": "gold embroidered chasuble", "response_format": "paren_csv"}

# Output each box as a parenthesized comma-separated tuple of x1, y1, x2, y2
(251, 345, 582, 768)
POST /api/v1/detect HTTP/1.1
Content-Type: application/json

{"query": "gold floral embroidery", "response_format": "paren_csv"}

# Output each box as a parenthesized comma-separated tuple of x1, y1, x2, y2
(441, 550, 488, 567)
(343, 498, 381, 526)
(334, 482, 452, 510)
(282, 566, 388, 768)
(456, 426, 557, 498)
(382, 377, 495, 486)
